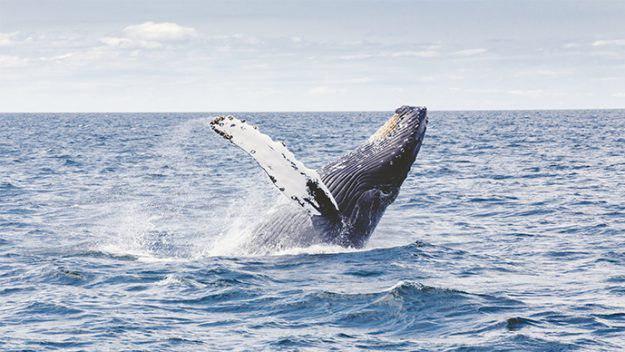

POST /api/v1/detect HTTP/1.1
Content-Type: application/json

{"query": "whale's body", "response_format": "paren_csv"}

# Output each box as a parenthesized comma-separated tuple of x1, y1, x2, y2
(211, 106, 428, 254)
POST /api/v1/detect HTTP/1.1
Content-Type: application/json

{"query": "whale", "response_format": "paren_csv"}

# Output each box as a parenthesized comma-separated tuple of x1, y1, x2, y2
(210, 105, 428, 254)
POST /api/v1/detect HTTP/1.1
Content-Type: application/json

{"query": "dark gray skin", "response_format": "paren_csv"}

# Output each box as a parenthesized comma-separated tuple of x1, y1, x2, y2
(247, 106, 428, 253)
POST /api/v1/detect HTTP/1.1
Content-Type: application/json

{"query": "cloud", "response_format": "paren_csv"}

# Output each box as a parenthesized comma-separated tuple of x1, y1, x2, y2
(100, 36, 162, 49)
(562, 42, 581, 49)
(101, 21, 196, 49)
(338, 45, 491, 61)
(0, 55, 29, 68)
(612, 92, 625, 98)
(592, 39, 625, 47)
(452, 48, 488, 56)
(48, 48, 112, 63)
(123, 21, 196, 41)
(0, 32, 17, 46)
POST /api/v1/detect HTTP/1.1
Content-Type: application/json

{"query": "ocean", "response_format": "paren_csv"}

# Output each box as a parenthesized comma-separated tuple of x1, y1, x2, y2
(1, 110, 624, 351)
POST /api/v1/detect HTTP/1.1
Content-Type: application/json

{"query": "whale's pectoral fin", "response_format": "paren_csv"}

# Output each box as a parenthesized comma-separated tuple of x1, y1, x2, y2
(210, 116, 341, 220)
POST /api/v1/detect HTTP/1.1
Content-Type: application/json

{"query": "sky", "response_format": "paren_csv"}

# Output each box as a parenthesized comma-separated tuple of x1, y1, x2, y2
(1, 0, 625, 112)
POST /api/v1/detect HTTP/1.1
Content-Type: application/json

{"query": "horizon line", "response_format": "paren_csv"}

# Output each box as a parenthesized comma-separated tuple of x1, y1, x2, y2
(1, 107, 624, 114)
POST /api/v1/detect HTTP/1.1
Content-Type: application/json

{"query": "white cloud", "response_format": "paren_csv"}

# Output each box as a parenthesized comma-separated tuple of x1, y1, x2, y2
(101, 21, 196, 49)
(592, 39, 625, 47)
(589, 50, 625, 59)
(612, 92, 625, 98)
(47, 47, 114, 64)
(453, 48, 488, 56)
(563, 42, 581, 49)
(123, 21, 196, 41)
(100, 36, 135, 48)
(0, 55, 29, 68)
(0, 32, 17, 46)
(100, 36, 162, 49)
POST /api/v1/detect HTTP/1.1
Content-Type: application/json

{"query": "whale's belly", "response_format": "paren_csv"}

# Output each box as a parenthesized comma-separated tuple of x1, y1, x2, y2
(247, 205, 338, 254)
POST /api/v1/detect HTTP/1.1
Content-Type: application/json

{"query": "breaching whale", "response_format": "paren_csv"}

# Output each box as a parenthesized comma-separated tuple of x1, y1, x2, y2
(210, 105, 427, 253)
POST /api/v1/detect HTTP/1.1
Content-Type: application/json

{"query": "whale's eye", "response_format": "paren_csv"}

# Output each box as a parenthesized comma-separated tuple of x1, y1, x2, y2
(376, 185, 395, 197)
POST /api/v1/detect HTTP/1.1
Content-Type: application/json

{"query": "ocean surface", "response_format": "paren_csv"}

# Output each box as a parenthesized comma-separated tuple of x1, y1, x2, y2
(1, 110, 624, 351)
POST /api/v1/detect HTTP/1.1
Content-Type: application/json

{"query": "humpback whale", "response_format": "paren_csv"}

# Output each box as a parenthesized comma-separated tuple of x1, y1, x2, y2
(211, 105, 427, 253)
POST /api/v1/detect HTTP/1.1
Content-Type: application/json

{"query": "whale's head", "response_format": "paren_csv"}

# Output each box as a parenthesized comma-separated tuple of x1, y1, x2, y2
(364, 105, 428, 188)
(320, 105, 428, 247)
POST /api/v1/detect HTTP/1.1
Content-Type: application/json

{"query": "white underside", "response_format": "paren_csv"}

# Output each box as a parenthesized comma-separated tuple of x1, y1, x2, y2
(210, 116, 339, 217)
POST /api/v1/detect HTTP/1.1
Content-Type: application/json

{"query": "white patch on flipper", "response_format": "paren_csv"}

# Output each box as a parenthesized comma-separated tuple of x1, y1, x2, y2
(210, 116, 339, 217)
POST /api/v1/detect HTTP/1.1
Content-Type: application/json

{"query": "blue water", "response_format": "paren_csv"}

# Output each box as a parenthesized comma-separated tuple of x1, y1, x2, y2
(1, 110, 624, 351)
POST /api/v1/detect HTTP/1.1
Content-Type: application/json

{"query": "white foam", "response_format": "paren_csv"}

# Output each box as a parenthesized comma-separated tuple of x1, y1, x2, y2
(271, 243, 362, 256)
(197, 189, 272, 258)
